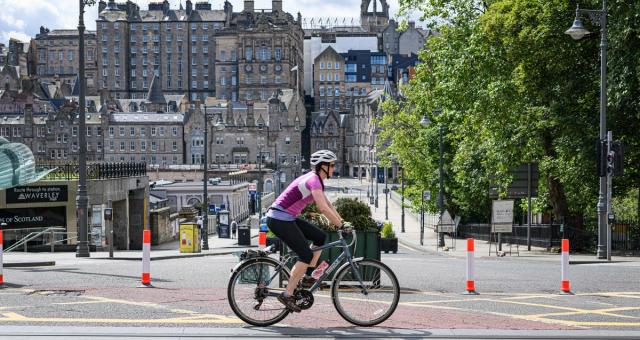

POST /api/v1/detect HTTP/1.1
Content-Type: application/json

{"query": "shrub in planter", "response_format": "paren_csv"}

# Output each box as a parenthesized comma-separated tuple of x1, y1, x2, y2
(380, 220, 398, 254)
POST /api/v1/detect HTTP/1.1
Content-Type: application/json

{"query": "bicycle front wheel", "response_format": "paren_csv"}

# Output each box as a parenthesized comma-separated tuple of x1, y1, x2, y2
(331, 259, 400, 326)
(228, 258, 291, 326)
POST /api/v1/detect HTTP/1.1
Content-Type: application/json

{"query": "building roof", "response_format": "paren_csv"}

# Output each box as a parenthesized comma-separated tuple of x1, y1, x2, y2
(147, 75, 165, 104)
(110, 112, 184, 124)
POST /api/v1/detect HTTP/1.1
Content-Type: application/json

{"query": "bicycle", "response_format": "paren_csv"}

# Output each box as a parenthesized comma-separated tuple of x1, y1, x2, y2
(227, 228, 400, 327)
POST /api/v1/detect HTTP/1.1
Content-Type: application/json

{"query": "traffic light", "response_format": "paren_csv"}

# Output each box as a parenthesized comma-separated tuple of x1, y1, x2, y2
(611, 141, 624, 177)
(596, 139, 607, 177)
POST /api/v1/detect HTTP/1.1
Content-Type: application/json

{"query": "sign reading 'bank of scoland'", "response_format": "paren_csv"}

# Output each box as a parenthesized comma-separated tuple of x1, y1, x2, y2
(6, 185, 68, 204)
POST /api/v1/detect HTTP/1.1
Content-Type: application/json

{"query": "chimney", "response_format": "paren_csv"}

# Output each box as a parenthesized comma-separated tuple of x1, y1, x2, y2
(226, 100, 233, 124)
(272, 0, 282, 12)
(98, 0, 107, 13)
(162, 0, 170, 14)
(186, 0, 193, 15)
(246, 101, 255, 126)
(408, 21, 416, 29)
(244, 0, 254, 13)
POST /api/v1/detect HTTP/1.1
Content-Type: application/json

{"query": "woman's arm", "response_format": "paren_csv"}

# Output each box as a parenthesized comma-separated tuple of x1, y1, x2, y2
(311, 189, 343, 226)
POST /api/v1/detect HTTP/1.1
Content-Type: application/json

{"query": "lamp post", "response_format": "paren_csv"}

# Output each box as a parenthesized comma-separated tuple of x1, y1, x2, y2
(384, 164, 389, 219)
(202, 109, 225, 251)
(565, 2, 608, 259)
(421, 110, 446, 247)
(401, 166, 405, 233)
(76, 0, 95, 258)
(256, 138, 265, 219)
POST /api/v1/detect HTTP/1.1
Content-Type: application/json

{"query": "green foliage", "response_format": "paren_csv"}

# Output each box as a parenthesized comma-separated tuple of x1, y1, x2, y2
(612, 189, 639, 221)
(334, 198, 378, 232)
(381, 220, 396, 239)
(383, 0, 640, 224)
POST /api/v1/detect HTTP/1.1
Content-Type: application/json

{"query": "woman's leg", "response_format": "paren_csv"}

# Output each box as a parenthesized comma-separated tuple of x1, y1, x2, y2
(295, 218, 327, 269)
(266, 217, 315, 296)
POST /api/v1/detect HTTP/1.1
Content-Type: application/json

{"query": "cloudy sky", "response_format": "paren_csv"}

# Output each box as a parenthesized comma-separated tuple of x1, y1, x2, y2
(0, 0, 403, 45)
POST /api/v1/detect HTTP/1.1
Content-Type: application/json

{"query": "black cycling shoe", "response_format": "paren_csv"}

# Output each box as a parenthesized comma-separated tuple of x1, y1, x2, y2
(277, 293, 301, 313)
(300, 276, 317, 289)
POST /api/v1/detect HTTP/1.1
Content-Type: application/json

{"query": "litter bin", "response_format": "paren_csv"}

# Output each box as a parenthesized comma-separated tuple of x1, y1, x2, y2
(237, 224, 251, 246)
(179, 224, 201, 253)
(218, 224, 230, 238)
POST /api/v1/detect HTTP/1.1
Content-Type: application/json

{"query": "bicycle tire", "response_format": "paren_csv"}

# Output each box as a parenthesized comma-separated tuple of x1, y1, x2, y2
(227, 257, 291, 326)
(331, 259, 400, 326)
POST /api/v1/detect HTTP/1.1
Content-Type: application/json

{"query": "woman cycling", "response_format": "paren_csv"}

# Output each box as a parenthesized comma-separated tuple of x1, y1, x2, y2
(266, 149, 350, 312)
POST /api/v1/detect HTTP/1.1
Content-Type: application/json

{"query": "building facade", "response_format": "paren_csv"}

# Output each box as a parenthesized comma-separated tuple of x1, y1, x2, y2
(95, 0, 304, 103)
(30, 27, 99, 95)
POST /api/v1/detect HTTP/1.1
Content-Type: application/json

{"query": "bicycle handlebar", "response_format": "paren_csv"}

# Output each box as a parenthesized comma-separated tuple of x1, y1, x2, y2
(338, 228, 357, 247)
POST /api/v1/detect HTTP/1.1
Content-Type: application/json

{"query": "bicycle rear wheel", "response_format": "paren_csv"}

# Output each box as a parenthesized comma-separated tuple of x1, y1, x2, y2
(228, 258, 291, 326)
(331, 259, 400, 326)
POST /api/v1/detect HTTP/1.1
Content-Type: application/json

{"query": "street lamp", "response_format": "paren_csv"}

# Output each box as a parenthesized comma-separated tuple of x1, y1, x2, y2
(256, 138, 265, 219)
(203, 110, 225, 251)
(421, 110, 446, 247)
(76, 0, 96, 258)
(565, 2, 609, 259)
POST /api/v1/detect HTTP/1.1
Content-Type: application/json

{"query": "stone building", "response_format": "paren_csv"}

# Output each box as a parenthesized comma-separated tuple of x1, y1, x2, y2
(183, 88, 304, 189)
(6, 39, 29, 77)
(29, 27, 99, 95)
(95, 0, 304, 103)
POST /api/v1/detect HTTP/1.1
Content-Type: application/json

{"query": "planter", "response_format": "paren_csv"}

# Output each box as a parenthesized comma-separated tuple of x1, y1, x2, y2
(380, 237, 398, 254)
(280, 230, 380, 281)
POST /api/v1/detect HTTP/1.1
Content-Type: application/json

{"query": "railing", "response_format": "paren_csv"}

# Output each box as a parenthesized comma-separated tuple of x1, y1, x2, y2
(4, 227, 66, 252)
(37, 162, 147, 181)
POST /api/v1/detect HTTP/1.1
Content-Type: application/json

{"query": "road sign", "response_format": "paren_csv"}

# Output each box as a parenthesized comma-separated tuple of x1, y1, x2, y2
(491, 200, 514, 233)
(422, 191, 431, 200)
(437, 210, 456, 233)
(489, 163, 539, 198)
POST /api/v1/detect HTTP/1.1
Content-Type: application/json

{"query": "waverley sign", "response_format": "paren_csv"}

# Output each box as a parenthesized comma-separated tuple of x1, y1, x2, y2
(6, 185, 68, 204)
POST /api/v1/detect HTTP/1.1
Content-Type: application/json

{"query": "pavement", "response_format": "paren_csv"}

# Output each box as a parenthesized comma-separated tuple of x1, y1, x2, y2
(3, 325, 640, 339)
(363, 190, 639, 264)
(2, 221, 261, 267)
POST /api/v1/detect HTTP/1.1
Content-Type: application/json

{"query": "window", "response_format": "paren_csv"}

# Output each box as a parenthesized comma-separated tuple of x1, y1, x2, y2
(141, 141, 146, 151)
(73, 126, 78, 136)
(335, 62, 340, 69)
(172, 127, 178, 136)
(159, 127, 165, 136)
(120, 141, 125, 152)
(151, 127, 157, 136)
(320, 62, 325, 69)
(151, 141, 157, 151)
(285, 136, 291, 145)
(172, 141, 178, 151)
(319, 86, 325, 96)
(86, 127, 92, 136)
(245, 47, 253, 61)
(130, 127, 135, 136)
(275, 48, 282, 61)
(141, 127, 146, 137)
(130, 141, 135, 152)
(327, 62, 332, 70)
(335, 74, 340, 82)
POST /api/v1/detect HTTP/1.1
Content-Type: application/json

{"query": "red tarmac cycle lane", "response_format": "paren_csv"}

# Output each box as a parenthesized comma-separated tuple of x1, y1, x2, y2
(0, 287, 570, 330)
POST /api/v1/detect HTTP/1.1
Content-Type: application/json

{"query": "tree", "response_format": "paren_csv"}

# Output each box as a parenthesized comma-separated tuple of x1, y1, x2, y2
(382, 0, 640, 225)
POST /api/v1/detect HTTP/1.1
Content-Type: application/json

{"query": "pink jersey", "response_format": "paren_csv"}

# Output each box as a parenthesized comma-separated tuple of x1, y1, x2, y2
(267, 172, 323, 221)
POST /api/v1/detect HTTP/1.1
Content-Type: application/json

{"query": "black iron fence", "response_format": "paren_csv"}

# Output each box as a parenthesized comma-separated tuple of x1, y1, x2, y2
(38, 163, 147, 181)
(457, 224, 596, 252)
(458, 220, 639, 254)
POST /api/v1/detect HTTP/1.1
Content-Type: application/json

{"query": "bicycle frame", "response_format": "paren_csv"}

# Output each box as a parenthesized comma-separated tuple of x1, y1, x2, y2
(259, 232, 368, 296)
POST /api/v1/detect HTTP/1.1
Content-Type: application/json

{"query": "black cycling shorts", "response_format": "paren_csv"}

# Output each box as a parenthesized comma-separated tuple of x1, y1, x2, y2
(266, 217, 327, 264)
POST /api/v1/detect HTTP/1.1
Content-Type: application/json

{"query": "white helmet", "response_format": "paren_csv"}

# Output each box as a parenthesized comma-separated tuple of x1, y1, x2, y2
(310, 150, 337, 165)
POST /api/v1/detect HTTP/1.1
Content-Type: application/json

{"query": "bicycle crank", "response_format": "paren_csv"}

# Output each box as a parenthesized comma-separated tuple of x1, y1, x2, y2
(295, 289, 314, 310)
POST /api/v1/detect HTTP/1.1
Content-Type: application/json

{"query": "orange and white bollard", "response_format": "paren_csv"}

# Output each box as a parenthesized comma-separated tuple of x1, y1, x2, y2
(139, 229, 153, 288)
(464, 238, 478, 295)
(561, 239, 572, 294)
(0, 229, 4, 288)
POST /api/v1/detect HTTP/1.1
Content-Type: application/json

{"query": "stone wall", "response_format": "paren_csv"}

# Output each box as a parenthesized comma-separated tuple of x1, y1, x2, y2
(150, 206, 173, 245)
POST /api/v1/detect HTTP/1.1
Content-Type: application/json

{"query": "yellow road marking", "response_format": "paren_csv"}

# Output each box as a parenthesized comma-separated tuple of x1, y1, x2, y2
(527, 307, 640, 319)
(0, 312, 242, 324)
